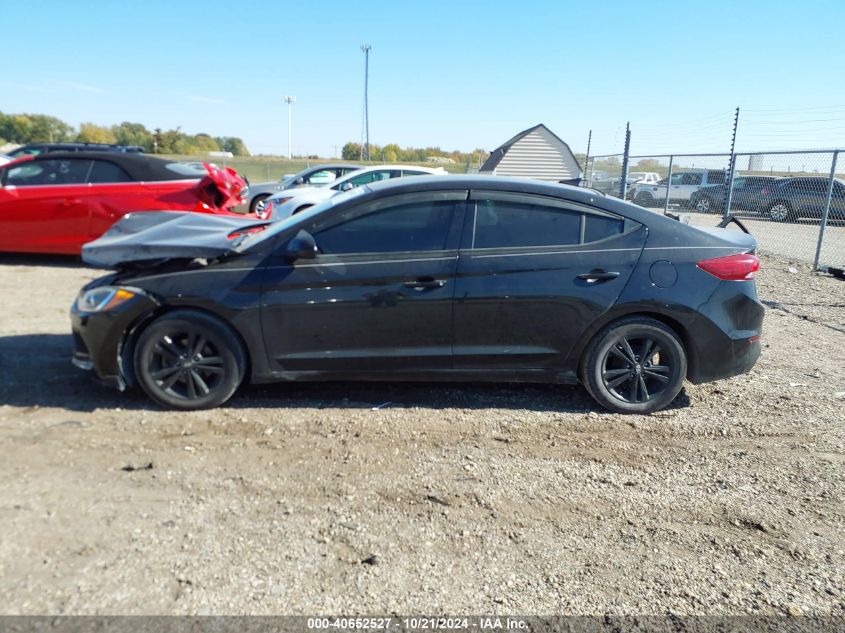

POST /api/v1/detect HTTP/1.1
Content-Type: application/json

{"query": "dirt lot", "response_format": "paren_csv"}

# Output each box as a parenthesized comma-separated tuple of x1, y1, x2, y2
(0, 253, 843, 616)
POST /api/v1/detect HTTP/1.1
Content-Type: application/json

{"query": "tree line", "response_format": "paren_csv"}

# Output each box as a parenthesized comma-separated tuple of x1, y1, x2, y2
(0, 112, 250, 156)
(342, 141, 488, 166)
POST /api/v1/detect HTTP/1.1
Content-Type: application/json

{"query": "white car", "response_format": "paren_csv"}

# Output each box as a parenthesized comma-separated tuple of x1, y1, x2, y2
(631, 169, 727, 207)
(0, 155, 12, 166)
(262, 164, 447, 220)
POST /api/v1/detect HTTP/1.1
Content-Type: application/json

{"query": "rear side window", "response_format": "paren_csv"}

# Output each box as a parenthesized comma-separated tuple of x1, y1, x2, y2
(473, 200, 581, 248)
(313, 201, 454, 254)
(88, 160, 132, 183)
(707, 170, 726, 185)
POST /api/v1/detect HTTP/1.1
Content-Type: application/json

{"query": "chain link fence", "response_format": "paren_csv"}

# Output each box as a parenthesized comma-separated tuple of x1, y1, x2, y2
(585, 150, 845, 271)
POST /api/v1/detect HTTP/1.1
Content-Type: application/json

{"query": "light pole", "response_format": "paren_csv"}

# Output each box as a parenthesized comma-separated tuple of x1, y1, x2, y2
(284, 96, 295, 160)
(360, 44, 371, 161)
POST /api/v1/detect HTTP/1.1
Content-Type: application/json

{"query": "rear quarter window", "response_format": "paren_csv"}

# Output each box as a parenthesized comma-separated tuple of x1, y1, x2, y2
(584, 214, 624, 243)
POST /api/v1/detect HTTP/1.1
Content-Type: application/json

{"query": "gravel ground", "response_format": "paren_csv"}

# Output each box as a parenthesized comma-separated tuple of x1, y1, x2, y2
(0, 253, 843, 616)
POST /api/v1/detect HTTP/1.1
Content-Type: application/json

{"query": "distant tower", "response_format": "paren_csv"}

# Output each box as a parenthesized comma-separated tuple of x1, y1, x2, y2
(284, 96, 295, 160)
(360, 44, 372, 161)
(748, 154, 764, 171)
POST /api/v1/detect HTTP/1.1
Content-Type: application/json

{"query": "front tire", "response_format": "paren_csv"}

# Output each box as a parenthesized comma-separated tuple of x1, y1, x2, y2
(250, 194, 270, 215)
(134, 310, 246, 410)
(581, 317, 687, 414)
(693, 196, 714, 213)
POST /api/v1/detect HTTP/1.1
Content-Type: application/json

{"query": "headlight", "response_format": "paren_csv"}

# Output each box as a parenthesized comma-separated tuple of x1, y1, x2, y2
(76, 286, 137, 313)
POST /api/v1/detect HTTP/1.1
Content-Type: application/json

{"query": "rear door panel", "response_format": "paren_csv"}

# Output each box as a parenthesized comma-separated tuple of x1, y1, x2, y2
(452, 192, 647, 370)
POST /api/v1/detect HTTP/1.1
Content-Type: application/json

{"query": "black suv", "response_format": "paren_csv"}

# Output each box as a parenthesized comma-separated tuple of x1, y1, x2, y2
(7, 143, 144, 159)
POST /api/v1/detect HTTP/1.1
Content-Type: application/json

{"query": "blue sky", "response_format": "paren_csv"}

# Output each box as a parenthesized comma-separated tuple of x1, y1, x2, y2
(3, 0, 845, 158)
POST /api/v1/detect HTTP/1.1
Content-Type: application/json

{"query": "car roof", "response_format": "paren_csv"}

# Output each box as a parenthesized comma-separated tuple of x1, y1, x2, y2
(26, 151, 201, 182)
(360, 175, 682, 226)
(259, 174, 748, 253)
(297, 163, 358, 172)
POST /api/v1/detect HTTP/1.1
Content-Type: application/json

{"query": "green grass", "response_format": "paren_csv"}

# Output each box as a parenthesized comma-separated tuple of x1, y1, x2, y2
(159, 154, 470, 183)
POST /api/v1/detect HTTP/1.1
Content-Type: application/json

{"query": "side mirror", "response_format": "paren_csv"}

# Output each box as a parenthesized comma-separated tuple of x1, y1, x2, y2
(285, 230, 318, 261)
(340, 181, 354, 192)
(295, 176, 305, 185)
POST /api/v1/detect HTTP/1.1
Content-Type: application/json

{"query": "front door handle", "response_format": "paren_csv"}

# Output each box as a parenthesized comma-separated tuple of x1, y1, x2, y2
(403, 276, 447, 290)
(577, 270, 620, 283)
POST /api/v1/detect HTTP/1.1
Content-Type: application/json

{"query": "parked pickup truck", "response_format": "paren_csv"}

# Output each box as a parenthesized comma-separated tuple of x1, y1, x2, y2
(631, 169, 726, 207)
(591, 171, 660, 195)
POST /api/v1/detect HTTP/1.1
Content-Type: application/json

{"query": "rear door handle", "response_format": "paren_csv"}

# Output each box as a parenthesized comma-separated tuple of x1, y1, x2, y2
(403, 276, 447, 290)
(577, 270, 620, 283)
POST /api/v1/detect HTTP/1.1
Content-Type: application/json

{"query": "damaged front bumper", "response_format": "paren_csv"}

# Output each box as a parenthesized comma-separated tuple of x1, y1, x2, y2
(70, 289, 160, 389)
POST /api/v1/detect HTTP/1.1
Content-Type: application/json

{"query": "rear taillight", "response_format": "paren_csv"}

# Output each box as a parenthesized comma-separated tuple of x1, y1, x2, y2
(697, 253, 759, 280)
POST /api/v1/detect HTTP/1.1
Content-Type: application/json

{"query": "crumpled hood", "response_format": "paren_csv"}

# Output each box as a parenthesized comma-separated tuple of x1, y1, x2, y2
(82, 211, 269, 268)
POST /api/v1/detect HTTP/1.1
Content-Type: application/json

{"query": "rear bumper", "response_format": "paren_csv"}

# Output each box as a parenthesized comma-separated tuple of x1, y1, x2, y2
(688, 333, 762, 384)
(686, 285, 765, 384)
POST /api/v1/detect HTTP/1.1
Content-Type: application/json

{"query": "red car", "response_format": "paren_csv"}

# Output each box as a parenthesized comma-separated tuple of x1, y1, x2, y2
(0, 151, 250, 254)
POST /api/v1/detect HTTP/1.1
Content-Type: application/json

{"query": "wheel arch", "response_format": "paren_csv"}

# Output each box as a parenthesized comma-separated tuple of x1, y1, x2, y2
(573, 308, 697, 381)
(249, 192, 271, 213)
(118, 305, 253, 390)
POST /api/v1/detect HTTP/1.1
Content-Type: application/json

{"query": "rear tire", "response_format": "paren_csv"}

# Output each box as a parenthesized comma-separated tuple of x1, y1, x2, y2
(767, 201, 793, 222)
(134, 310, 245, 410)
(634, 192, 654, 207)
(581, 317, 687, 414)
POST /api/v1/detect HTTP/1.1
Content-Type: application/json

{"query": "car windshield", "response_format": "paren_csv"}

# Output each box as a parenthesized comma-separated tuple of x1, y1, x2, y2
(235, 185, 373, 251)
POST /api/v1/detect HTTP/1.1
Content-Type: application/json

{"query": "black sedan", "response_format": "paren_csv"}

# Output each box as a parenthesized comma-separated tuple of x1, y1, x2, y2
(71, 176, 764, 414)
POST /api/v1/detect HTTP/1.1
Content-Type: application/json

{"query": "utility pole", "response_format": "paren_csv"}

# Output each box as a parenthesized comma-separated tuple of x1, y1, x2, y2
(360, 44, 371, 161)
(284, 96, 296, 160)
(584, 129, 592, 184)
(722, 107, 740, 219)
(619, 122, 631, 199)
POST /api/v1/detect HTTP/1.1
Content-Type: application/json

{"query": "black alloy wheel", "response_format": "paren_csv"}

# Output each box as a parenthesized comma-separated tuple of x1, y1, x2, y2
(582, 317, 687, 414)
(135, 310, 245, 409)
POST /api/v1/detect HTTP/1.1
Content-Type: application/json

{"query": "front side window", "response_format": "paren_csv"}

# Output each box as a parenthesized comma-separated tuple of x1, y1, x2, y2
(4, 159, 91, 186)
(472, 200, 581, 249)
(332, 170, 397, 190)
(311, 200, 454, 254)
(304, 169, 338, 185)
(680, 173, 703, 186)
